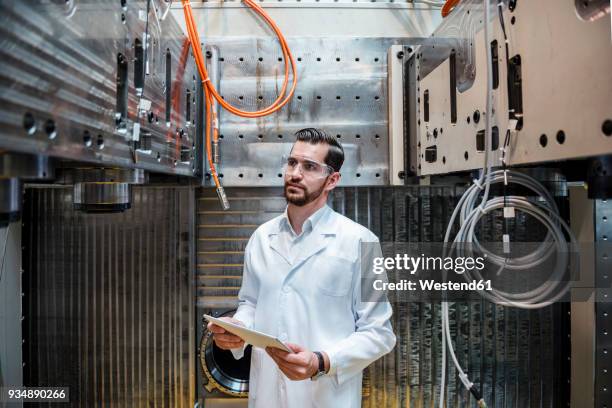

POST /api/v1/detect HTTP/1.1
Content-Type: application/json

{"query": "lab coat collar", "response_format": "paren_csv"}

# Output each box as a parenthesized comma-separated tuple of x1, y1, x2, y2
(276, 203, 335, 236)
(269, 204, 336, 266)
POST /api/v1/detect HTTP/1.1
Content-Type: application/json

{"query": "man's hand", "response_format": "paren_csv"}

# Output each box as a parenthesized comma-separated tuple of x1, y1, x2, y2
(208, 317, 245, 350)
(266, 343, 327, 381)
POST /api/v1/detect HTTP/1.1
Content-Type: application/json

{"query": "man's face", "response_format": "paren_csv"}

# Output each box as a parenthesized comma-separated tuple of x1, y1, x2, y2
(283, 141, 332, 206)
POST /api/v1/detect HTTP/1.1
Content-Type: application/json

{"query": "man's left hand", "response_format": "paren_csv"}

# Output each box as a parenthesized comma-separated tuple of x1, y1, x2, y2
(265, 343, 322, 381)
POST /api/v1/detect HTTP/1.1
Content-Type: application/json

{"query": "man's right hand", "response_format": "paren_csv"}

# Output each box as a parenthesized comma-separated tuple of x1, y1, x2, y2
(208, 317, 246, 350)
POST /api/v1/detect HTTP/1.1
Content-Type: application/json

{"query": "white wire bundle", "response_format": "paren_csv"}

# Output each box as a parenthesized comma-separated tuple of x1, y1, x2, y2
(447, 171, 577, 308)
(437, 1, 578, 407)
(438, 168, 578, 407)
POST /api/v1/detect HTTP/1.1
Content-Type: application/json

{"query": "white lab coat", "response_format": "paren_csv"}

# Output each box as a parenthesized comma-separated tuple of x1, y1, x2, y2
(230, 204, 396, 408)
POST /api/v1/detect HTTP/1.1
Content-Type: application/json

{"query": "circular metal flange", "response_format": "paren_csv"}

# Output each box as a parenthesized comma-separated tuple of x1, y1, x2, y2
(57, 167, 146, 185)
(73, 182, 131, 213)
(57, 167, 146, 213)
(199, 311, 251, 397)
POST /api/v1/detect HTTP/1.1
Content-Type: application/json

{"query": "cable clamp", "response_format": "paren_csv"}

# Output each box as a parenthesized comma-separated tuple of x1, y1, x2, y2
(212, 141, 219, 164)
(503, 169, 508, 185)
(503, 233, 511, 253)
(508, 119, 519, 131)
(459, 373, 473, 391)
(202, 77, 211, 84)
(473, 179, 485, 190)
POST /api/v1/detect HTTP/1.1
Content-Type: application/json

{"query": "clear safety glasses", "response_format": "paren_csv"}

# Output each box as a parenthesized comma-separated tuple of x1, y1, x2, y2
(282, 155, 335, 179)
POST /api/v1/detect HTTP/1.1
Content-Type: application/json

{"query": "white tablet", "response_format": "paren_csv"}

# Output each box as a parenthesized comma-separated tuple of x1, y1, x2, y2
(204, 314, 293, 353)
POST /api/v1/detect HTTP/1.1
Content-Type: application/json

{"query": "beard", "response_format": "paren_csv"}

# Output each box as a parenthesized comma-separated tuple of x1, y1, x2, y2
(284, 180, 326, 206)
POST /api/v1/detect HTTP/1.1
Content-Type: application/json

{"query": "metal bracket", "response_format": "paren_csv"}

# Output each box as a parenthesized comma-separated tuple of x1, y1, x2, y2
(595, 198, 612, 407)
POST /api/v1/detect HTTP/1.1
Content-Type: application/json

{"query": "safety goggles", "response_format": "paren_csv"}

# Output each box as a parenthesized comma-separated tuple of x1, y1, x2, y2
(282, 155, 335, 179)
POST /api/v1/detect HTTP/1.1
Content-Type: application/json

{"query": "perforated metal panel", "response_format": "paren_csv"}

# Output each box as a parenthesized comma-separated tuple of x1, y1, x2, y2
(595, 199, 612, 408)
(200, 38, 420, 187)
(174, 2, 442, 39)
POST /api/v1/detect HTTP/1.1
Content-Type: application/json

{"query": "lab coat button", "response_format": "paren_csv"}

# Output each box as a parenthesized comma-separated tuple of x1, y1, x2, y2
(282, 285, 290, 293)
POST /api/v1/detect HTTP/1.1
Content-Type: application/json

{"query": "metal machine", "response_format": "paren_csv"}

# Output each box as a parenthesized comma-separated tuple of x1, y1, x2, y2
(404, 0, 612, 180)
(0, 0, 610, 406)
(0, 0, 199, 176)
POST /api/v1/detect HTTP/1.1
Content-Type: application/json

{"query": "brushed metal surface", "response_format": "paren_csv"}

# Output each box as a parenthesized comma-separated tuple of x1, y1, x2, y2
(388, 45, 407, 185)
(73, 182, 131, 209)
(569, 186, 595, 408)
(414, 0, 612, 175)
(56, 167, 147, 185)
(197, 188, 284, 308)
(595, 198, 612, 408)
(196, 186, 571, 406)
(174, 1, 442, 39)
(0, 178, 22, 221)
(0, 0, 199, 176)
(0, 153, 55, 180)
(199, 37, 427, 187)
(21, 185, 196, 407)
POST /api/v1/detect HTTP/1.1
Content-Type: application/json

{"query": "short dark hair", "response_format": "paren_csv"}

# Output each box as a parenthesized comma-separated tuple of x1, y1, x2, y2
(293, 128, 344, 172)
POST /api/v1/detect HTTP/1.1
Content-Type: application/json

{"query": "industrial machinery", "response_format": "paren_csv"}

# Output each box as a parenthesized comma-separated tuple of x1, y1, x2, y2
(0, 0, 610, 406)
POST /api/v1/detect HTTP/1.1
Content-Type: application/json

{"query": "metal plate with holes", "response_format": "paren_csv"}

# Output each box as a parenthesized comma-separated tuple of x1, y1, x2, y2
(595, 199, 612, 408)
(173, 1, 442, 40)
(413, 0, 612, 176)
(388, 44, 407, 185)
(201, 37, 415, 186)
(0, 0, 199, 176)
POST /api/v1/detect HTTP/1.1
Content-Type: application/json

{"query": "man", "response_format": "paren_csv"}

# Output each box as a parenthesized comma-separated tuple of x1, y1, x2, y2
(208, 128, 396, 407)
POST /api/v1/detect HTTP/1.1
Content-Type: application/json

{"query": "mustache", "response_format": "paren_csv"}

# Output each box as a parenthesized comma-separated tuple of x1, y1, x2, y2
(285, 182, 306, 190)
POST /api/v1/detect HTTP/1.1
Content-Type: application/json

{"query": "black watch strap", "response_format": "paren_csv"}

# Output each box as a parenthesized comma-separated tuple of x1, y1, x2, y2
(313, 351, 324, 373)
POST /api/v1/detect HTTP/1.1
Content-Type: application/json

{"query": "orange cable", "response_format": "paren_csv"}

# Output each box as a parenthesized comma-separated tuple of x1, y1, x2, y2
(442, 0, 461, 17)
(181, 0, 297, 117)
(180, 0, 298, 189)
(205, 92, 220, 187)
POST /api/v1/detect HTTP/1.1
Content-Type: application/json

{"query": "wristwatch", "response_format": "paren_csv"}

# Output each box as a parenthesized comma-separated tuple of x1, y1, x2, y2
(310, 351, 326, 381)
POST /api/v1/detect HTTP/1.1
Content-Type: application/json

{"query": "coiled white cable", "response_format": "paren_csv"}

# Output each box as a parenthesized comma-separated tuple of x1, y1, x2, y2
(449, 171, 577, 308)
(438, 1, 578, 407)
(439, 0, 494, 405)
